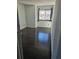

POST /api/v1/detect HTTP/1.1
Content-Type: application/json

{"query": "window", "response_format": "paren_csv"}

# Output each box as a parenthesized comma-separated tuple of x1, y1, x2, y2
(38, 8, 52, 21)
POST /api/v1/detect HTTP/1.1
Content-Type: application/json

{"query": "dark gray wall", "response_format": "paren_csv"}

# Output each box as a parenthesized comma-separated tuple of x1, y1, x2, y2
(17, 11, 24, 59)
(51, 0, 61, 59)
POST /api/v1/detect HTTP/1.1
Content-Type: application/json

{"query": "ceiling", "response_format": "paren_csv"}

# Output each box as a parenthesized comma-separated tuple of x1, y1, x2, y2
(18, 0, 55, 2)
(18, 0, 56, 5)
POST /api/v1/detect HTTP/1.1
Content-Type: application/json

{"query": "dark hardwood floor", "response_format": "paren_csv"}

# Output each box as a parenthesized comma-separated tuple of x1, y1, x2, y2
(20, 27, 51, 59)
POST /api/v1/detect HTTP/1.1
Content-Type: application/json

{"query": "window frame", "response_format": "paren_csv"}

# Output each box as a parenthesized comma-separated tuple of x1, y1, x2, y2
(38, 8, 53, 21)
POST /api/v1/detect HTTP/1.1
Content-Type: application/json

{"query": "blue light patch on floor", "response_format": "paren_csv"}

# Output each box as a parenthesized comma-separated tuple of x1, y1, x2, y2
(38, 32, 49, 42)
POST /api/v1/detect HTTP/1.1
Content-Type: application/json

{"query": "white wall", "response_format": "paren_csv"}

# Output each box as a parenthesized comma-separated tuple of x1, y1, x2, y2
(18, 2, 54, 29)
(24, 5, 36, 28)
(37, 21, 52, 28)
(17, 3, 27, 30)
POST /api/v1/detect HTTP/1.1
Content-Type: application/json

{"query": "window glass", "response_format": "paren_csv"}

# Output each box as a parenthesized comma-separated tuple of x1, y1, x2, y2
(39, 9, 51, 20)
